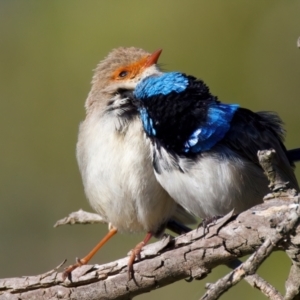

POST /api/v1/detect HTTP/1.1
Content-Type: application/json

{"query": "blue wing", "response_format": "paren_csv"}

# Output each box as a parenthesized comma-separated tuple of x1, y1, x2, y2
(139, 107, 156, 136)
(183, 103, 239, 153)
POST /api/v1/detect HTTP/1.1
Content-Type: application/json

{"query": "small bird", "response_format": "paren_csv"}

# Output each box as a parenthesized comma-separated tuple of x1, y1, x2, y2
(64, 47, 195, 279)
(132, 51, 299, 219)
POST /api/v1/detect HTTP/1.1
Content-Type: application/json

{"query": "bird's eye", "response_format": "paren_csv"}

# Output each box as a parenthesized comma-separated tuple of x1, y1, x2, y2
(119, 71, 128, 78)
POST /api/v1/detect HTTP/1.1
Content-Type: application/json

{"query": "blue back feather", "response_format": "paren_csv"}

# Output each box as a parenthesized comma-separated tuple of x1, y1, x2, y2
(134, 72, 189, 99)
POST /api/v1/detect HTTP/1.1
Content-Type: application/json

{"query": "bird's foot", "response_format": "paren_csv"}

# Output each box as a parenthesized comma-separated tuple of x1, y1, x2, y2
(127, 232, 153, 280)
(62, 227, 118, 281)
(127, 241, 145, 280)
(62, 257, 86, 281)
(198, 215, 222, 234)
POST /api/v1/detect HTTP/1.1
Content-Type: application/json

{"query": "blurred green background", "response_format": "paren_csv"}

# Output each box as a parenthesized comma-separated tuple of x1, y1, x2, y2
(0, 1, 299, 299)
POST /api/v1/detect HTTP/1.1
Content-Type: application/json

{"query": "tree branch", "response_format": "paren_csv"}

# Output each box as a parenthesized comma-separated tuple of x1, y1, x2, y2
(0, 195, 299, 300)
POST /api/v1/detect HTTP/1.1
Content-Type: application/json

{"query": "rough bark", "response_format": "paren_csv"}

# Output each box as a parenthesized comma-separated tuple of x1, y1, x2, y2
(0, 195, 300, 300)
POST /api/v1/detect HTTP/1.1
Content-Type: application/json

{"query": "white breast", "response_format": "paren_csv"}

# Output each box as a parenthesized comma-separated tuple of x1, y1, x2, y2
(76, 111, 176, 233)
(153, 146, 269, 218)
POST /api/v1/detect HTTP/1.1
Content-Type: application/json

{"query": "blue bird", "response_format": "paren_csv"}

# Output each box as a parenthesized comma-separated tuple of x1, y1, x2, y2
(133, 69, 299, 218)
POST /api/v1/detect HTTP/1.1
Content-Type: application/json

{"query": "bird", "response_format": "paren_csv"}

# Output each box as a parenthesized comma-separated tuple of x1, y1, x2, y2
(132, 50, 299, 219)
(63, 47, 195, 279)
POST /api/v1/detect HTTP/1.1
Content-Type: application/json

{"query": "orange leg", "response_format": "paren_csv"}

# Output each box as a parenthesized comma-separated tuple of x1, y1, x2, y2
(63, 226, 118, 280)
(128, 232, 153, 279)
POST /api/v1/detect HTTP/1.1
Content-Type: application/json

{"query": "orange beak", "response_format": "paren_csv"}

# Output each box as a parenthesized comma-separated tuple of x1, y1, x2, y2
(144, 49, 162, 67)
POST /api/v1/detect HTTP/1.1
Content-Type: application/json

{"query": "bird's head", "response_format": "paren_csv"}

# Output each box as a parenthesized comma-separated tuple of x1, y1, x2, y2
(85, 47, 163, 117)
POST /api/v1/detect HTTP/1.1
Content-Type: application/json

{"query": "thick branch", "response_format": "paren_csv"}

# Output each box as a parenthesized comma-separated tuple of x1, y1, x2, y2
(55, 208, 282, 298)
(0, 196, 299, 300)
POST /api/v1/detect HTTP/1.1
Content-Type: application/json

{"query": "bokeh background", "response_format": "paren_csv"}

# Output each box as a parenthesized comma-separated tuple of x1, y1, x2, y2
(0, 1, 299, 299)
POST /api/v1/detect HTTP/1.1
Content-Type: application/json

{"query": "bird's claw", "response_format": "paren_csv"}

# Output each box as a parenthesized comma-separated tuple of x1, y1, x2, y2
(62, 257, 85, 281)
(127, 241, 145, 280)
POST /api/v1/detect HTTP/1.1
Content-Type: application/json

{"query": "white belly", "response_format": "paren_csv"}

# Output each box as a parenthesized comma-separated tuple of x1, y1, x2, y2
(154, 147, 268, 218)
(76, 113, 176, 233)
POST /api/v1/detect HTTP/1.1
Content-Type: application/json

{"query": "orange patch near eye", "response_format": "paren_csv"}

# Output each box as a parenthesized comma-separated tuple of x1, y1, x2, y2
(111, 55, 149, 81)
